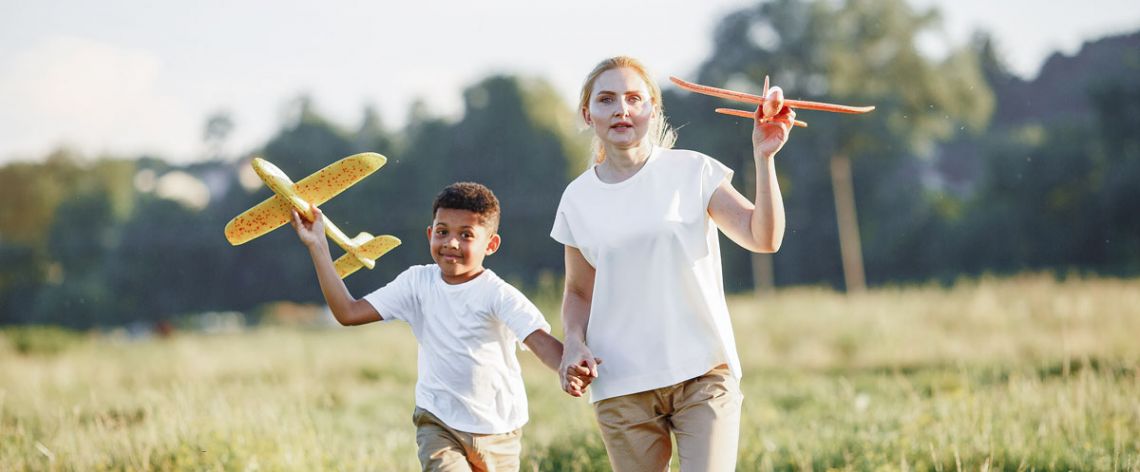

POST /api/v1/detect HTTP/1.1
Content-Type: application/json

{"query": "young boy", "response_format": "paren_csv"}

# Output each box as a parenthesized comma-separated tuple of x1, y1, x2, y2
(291, 182, 583, 471)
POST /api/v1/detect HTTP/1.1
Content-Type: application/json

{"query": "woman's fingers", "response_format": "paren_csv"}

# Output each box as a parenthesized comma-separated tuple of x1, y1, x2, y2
(762, 85, 784, 119)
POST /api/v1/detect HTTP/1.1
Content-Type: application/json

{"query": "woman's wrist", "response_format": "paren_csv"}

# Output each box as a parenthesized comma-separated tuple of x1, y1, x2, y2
(563, 334, 587, 349)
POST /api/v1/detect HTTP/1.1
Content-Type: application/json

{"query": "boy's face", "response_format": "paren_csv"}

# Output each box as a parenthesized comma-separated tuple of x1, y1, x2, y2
(426, 208, 500, 285)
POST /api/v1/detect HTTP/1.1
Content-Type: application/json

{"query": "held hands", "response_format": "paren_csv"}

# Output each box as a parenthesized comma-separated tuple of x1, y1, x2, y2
(752, 85, 796, 158)
(290, 204, 327, 249)
(560, 341, 603, 397)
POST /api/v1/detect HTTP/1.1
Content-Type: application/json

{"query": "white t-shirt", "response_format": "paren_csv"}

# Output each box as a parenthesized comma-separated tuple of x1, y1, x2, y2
(551, 147, 742, 403)
(363, 264, 551, 434)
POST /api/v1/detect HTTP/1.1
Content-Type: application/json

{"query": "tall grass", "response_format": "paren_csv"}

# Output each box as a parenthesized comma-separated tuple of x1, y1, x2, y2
(2, 273, 1138, 470)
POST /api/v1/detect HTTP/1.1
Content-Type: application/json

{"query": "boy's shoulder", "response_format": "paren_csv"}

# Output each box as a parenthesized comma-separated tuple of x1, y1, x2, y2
(389, 264, 439, 288)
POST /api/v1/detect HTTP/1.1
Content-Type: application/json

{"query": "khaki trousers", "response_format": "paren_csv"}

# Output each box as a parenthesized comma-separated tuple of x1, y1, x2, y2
(593, 365, 743, 472)
(412, 407, 522, 472)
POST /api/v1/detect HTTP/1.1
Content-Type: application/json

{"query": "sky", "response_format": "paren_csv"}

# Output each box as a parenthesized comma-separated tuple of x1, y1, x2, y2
(1, 0, 1138, 165)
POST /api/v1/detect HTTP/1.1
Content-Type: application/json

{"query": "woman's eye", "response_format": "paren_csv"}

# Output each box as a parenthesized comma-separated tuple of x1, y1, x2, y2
(599, 96, 612, 103)
(629, 95, 643, 103)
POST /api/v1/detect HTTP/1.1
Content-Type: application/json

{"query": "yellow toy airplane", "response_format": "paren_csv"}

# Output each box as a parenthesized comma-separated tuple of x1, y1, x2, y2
(224, 153, 401, 279)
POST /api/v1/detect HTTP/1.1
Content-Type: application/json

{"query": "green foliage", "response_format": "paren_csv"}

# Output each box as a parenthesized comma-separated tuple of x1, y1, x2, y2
(1, 325, 84, 355)
(0, 4, 1136, 326)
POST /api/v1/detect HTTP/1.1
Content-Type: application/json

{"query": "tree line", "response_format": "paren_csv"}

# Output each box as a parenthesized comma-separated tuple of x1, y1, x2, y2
(1, 0, 1137, 328)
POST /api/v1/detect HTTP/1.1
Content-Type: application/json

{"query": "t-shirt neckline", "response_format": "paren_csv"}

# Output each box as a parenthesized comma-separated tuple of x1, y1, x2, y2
(434, 266, 492, 291)
(589, 146, 659, 189)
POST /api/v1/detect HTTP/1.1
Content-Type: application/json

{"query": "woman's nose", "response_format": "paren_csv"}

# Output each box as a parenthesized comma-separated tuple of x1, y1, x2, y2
(614, 101, 630, 117)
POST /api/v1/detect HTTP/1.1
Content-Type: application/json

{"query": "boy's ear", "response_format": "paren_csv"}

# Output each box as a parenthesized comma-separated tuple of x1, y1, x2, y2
(485, 233, 501, 256)
(425, 226, 432, 242)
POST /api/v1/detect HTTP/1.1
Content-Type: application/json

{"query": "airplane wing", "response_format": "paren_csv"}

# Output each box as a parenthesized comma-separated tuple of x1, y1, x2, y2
(294, 153, 387, 207)
(224, 194, 294, 245)
(223, 153, 388, 246)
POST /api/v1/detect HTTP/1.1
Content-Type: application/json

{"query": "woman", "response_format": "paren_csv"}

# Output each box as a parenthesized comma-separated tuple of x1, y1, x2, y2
(551, 56, 795, 470)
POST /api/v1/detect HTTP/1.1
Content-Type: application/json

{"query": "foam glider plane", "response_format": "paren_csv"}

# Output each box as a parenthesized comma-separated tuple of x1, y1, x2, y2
(670, 75, 875, 128)
(224, 153, 401, 279)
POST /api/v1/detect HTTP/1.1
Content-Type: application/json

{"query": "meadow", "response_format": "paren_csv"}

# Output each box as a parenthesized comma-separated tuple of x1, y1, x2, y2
(2, 273, 1139, 471)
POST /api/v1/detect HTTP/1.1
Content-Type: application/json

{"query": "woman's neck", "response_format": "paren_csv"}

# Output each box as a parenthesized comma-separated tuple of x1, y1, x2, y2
(597, 140, 653, 183)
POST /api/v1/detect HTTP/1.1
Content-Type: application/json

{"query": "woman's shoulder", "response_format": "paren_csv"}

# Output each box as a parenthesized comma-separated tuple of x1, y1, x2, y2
(560, 166, 598, 195)
(657, 147, 722, 169)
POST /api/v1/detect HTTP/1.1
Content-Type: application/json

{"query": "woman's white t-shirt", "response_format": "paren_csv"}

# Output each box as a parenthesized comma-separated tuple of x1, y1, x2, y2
(551, 147, 742, 403)
(363, 264, 551, 434)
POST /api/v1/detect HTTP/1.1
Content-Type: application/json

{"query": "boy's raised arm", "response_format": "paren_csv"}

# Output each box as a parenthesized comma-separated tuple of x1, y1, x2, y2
(292, 206, 381, 326)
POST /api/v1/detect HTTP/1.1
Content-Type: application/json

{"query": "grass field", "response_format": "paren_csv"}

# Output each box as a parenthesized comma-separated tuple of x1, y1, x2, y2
(3, 273, 1139, 471)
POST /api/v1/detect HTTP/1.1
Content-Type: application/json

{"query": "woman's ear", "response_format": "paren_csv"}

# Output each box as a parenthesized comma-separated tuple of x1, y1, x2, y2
(581, 106, 592, 126)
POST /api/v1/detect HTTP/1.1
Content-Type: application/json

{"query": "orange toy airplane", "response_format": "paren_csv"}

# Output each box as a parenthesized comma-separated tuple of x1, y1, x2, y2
(670, 75, 875, 128)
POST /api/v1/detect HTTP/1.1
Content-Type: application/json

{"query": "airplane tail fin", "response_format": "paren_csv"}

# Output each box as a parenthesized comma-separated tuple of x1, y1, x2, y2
(333, 234, 402, 279)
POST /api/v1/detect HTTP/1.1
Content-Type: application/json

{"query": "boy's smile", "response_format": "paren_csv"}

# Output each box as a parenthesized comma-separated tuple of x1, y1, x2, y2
(427, 207, 500, 285)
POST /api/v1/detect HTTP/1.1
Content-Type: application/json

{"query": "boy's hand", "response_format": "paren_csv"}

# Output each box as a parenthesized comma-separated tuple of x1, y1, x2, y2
(291, 204, 326, 249)
(560, 340, 602, 397)
(563, 357, 603, 396)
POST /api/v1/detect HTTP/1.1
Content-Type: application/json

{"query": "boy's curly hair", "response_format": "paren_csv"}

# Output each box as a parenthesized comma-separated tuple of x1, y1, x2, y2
(432, 182, 500, 234)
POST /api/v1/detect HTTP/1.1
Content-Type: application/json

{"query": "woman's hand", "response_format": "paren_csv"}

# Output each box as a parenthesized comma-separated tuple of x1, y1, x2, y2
(290, 204, 327, 249)
(559, 340, 602, 397)
(752, 86, 796, 158)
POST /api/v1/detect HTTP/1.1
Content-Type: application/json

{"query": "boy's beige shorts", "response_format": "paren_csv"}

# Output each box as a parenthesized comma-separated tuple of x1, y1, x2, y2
(412, 407, 522, 472)
(592, 364, 743, 472)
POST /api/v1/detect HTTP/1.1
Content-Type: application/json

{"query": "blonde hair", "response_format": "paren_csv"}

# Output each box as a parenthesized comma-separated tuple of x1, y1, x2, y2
(578, 56, 677, 165)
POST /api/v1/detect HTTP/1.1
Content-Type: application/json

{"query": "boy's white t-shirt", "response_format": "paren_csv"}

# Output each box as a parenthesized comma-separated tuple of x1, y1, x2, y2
(551, 147, 742, 403)
(363, 264, 550, 434)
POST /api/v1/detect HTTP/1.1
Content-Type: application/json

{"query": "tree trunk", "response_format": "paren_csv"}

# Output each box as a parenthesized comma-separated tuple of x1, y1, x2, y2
(751, 252, 774, 297)
(830, 154, 866, 293)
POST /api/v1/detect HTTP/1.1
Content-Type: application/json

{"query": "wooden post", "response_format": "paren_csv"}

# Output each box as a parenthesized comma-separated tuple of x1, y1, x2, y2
(830, 154, 866, 293)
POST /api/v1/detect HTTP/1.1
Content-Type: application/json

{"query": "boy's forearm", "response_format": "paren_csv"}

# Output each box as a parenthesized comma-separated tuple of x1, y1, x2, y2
(523, 330, 564, 372)
(306, 244, 364, 325)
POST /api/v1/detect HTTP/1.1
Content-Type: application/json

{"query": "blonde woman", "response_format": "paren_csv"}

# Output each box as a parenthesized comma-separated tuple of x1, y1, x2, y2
(551, 56, 796, 470)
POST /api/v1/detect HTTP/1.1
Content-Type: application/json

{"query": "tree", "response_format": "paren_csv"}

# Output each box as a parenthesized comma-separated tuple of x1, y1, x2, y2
(695, 0, 992, 292)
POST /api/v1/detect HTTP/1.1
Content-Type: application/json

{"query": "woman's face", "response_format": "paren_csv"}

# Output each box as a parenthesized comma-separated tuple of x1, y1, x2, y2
(583, 67, 655, 150)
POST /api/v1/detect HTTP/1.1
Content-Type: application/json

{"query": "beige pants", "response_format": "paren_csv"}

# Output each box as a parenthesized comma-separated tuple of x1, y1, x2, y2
(593, 365, 743, 472)
(412, 407, 522, 472)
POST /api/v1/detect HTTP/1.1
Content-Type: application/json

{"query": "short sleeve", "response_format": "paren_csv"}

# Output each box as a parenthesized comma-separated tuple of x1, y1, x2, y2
(494, 283, 551, 349)
(362, 267, 421, 324)
(700, 154, 734, 209)
(550, 194, 577, 247)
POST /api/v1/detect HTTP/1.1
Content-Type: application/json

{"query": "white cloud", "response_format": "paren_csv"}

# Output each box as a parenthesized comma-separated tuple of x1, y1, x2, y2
(0, 36, 197, 162)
